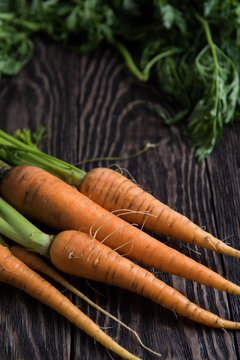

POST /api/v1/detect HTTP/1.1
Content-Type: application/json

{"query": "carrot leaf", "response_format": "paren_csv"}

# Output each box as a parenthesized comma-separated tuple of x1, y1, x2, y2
(0, 1, 240, 159)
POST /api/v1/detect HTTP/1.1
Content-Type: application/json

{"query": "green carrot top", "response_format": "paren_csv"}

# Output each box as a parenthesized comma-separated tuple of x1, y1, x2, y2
(0, 129, 86, 186)
(0, 128, 159, 187)
(0, 196, 53, 256)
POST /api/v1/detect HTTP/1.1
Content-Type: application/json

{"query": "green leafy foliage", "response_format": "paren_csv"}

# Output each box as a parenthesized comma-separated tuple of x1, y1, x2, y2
(0, 0, 240, 160)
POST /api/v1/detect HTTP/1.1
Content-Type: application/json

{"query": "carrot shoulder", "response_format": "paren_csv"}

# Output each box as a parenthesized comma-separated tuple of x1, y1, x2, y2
(0, 164, 240, 295)
(0, 244, 140, 360)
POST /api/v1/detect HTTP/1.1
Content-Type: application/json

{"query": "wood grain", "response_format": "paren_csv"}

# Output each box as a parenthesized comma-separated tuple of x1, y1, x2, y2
(0, 37, 240, 360)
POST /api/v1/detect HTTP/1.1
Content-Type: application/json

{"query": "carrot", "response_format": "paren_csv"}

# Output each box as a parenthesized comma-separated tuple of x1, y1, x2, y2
(49, 230, 240, 329)
(10, 243, 161, 358)
(0, 128, 239, 258)
(0, 243, 140, 360)
(0, 163, 240, 295)
(0, 204, 240, 330)
(80, 167, 239, 256)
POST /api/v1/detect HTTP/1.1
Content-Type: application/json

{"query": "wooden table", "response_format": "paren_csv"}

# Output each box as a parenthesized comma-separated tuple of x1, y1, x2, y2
(0, 37, 240, 360)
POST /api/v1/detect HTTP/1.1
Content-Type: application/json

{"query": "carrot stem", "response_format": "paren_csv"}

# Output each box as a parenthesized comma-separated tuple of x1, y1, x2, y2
(0, 129, 86, 186)
(0, 197, 52, 255)
(0, 130, 158, 182)
(75, 142, 160, 165)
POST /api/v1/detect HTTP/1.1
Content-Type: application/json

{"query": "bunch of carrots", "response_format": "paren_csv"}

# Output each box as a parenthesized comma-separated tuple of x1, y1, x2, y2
(1, 128, 240, 358)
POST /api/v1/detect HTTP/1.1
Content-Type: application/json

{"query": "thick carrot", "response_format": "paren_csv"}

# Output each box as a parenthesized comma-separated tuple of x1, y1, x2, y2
(10, 244, 161, 358)
(1, 197, 240, 330)
(0, 129, 239, 258)
(1, 164, 240, 296)
(0, 244, 140, 360)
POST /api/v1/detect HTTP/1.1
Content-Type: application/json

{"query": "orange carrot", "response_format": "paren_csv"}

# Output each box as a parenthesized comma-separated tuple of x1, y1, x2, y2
(1, 164, 240, 295)
(48, 230, 240, 329)
(1, 199, 240, 330)
(79, 167, 240, 257)
(0, 244, 141, 360)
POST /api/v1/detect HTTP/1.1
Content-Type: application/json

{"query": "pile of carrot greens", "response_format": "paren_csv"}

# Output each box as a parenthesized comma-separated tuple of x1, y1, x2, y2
(0, 0, 240, 160)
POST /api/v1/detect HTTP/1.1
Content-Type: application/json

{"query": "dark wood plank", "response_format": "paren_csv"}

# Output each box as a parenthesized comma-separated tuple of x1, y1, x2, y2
(0, 37, 240, 360)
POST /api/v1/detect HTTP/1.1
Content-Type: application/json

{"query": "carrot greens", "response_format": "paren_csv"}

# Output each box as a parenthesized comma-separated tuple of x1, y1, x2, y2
(0, 130, 86, 186)
(0, 1, 240, 159)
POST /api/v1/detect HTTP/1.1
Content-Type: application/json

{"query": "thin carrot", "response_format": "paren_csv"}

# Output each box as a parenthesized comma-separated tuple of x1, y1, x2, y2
(0, 163, 240, 295)
(0, 205, 240, 330)
(49, 230, 240, 329)
(0, 243, 141, 360)
(0, 128, 239, 258)
(10, 244, 161, 358)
